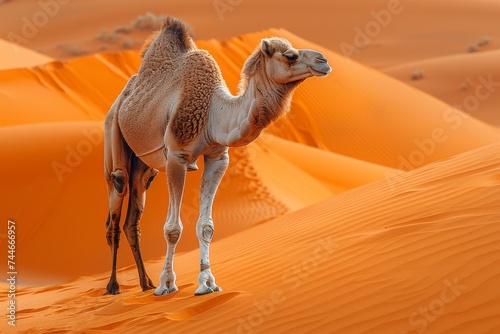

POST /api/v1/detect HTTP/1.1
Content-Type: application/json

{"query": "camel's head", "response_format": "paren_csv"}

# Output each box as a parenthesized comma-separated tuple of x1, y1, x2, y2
(258, 37, 331, 84)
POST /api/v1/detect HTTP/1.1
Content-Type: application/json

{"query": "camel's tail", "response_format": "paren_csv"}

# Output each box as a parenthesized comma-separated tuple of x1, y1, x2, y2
(140, 16, 195, 58)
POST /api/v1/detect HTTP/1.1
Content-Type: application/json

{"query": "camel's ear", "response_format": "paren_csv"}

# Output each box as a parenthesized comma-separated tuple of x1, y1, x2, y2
(260, 39, 275, 57)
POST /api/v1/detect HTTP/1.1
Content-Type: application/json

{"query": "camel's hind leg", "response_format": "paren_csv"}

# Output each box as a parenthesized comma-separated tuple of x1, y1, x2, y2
(104, 168, 129, 295)
(104, 109, 131, 295)
(123, 154, 158, 291)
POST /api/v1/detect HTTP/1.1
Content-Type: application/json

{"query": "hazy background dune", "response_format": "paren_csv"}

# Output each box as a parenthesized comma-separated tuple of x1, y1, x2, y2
(1, 1, 499, 333)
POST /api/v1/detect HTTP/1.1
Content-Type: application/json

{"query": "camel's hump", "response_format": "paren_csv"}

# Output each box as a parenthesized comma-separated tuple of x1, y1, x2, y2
(161, 16, 193, 48)
(140, 16, 195, 58)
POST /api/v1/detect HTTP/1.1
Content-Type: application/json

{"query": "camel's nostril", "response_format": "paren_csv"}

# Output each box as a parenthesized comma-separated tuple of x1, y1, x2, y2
(315, 56, 328, 63)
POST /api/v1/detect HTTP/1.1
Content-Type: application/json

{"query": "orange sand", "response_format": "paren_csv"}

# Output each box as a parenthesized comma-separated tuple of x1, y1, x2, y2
(1, 1, 499, 333)
(5, 142, 500, 333)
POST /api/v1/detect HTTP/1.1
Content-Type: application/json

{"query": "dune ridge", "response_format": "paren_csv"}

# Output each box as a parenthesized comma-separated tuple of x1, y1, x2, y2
(0, 51, 140, 126)
(0, 38, 53, 70)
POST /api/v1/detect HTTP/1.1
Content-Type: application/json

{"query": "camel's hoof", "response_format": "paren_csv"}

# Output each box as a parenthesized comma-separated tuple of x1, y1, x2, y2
(140, 277, 156, 292)
(104, 280, 120, 295)
(194, 285, 222, 296)
(154, 286, 178, 296)
(142, 284, 156, 292)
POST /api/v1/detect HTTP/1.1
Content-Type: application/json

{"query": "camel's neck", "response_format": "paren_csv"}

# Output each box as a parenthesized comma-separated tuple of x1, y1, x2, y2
(209, 73, 297, 147)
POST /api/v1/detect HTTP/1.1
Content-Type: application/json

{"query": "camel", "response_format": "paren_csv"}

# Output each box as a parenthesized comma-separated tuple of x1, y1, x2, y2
(103, 16, 331, 296)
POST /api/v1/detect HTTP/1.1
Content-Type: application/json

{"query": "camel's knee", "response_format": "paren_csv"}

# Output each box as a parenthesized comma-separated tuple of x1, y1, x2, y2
(164, 228, 182, 245)
(111, 169, 128, 194)
(167, 230, 181, 245)
(197, 224, 214, 243)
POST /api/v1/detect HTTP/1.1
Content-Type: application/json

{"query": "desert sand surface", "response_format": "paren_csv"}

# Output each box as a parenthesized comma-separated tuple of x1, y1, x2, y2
(1, 0, 499, 333)
(4, 141, 500, 334)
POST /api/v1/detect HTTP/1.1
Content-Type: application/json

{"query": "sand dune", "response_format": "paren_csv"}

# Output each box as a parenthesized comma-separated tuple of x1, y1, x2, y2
(0, 51, 140, 126)
(5, 141, 499, 334)
(0, 38, 53, 70)
(1, 2, 500, 332)
(252, 133, 397, 202)
(383, 49, 500, 127)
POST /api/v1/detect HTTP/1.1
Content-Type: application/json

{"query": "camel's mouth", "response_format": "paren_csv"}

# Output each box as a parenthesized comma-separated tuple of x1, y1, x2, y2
(310, 67, 332, 77)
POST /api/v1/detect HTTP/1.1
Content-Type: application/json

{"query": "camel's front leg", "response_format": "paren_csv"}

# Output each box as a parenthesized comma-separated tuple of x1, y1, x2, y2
(194, 151, 229, 295)
(154, 152, 187, 296)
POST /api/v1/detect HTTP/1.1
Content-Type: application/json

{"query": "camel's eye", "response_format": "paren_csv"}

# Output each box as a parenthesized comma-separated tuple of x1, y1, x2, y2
(284, 52, 298, 61)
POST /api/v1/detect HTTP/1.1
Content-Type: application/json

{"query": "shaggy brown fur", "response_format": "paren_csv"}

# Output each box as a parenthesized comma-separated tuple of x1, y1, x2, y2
(118, 16, 207, 156)
(140, 16, 194, 58)
(172, 50, 223, 145)
(139, 17, 223, 146)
